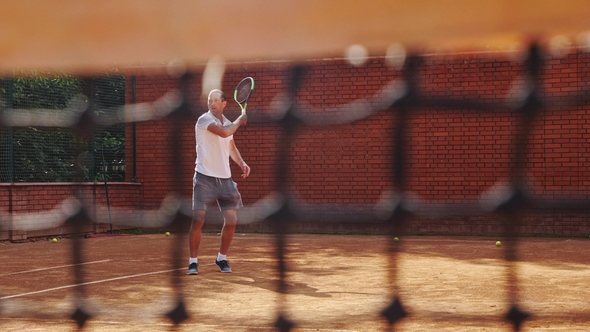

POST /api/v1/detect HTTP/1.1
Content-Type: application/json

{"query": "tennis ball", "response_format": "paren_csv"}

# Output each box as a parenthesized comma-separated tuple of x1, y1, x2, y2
(394, 237, 399, 242)
(496, 241, 501, 247)
(165, 232, 170, 237)
(52, 238, 58, 243)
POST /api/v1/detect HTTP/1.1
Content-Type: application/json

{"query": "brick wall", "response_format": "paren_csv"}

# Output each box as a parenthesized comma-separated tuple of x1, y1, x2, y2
(0, 182, 141, 241)
(126, 51, 590, 236)
(3, 50, 580, 240)
(3, 50, 588, 240)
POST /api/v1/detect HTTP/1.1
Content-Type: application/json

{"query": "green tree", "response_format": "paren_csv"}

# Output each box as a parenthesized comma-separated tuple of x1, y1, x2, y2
(1, 74, 126, 183)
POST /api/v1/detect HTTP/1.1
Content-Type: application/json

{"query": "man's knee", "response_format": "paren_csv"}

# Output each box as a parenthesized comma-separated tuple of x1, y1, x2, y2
(222, 211, 238, 226)
(191, 211, 206, 228)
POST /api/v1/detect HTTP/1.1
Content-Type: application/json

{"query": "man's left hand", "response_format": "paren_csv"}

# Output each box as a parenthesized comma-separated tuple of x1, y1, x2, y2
(241, 163, 251, 178)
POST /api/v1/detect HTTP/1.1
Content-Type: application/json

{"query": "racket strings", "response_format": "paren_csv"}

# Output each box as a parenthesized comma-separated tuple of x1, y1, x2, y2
(236, 80, 253, 103)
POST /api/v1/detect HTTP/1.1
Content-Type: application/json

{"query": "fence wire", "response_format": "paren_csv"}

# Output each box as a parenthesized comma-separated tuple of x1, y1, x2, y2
(1, 43, 590, 331)
(0, 75, 126, 183)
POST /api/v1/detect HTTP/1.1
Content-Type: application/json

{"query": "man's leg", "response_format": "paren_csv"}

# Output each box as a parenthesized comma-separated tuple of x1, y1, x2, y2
(187, 210, 206, 275)
(219, 209, 238, 255)
(189, 210, 206, 257)
(215, 209, 238, 272)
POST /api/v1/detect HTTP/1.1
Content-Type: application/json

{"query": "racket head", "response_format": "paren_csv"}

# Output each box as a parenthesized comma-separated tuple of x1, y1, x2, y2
(234, 77, 255, 104)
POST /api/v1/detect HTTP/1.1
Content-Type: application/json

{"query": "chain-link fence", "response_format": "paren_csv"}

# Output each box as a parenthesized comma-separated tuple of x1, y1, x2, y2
(0, 74, 126, 183)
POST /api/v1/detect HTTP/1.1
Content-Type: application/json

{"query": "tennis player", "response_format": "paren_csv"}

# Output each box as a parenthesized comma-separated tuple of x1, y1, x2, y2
(187, 89, 250, 275)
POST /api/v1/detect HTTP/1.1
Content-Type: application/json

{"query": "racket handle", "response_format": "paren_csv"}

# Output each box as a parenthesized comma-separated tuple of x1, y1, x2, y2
(240, 111, 247, 126)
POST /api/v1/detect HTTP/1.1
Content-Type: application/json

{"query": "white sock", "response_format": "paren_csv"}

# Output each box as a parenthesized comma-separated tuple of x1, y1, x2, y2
(217, 253, 227, 261)
(189, 258, 198, 264)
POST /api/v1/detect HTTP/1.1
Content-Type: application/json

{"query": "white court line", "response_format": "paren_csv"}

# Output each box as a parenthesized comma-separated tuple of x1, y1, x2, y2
(0, 267, 183, 300)
(0, 259, 113, 277)
(0, 318, 358, 332)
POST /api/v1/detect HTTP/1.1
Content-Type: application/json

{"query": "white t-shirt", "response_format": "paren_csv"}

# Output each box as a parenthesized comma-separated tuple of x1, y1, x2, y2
(195, 111, 233, 178)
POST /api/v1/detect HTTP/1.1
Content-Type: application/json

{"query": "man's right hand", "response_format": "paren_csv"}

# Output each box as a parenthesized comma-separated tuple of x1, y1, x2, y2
(238, 113, 248, 126)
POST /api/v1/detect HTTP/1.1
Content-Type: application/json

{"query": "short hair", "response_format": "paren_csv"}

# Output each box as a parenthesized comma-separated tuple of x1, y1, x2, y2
(209, 89, 226, 101)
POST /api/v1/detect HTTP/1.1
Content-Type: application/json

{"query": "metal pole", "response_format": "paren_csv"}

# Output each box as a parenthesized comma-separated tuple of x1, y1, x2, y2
(4, 77, 14, 182)
(131, 75, 137, 182)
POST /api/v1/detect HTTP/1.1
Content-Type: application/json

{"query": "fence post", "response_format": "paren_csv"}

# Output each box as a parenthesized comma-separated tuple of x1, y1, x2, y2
(3, 77, 14, 182)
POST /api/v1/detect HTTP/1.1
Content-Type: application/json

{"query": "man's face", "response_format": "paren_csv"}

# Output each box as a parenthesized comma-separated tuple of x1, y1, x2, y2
(208, 92, 226, 112)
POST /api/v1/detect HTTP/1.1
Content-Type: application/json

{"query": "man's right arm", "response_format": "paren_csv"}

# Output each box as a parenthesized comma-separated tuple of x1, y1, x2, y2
(207, 114, 247, 138)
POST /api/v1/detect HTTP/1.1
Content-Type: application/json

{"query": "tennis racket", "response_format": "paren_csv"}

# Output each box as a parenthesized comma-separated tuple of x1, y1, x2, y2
(234, 76, 255, 115)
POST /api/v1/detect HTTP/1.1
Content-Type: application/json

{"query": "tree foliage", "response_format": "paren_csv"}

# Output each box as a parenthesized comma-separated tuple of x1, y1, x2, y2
(1, 74, 126, 183)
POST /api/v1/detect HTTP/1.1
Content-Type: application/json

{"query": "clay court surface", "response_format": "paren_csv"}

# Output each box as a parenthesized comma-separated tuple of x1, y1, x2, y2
(1, 233, 589, 331)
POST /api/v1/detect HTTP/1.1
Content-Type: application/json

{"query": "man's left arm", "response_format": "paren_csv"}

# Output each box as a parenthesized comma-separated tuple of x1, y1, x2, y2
(230, 139, 250, 178)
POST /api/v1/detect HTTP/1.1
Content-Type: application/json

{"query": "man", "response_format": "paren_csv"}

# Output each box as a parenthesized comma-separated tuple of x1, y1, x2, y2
(187, 89, 250, 275)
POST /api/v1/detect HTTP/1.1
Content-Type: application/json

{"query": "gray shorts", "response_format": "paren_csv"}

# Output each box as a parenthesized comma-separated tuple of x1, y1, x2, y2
(192, 172, 243, 211)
